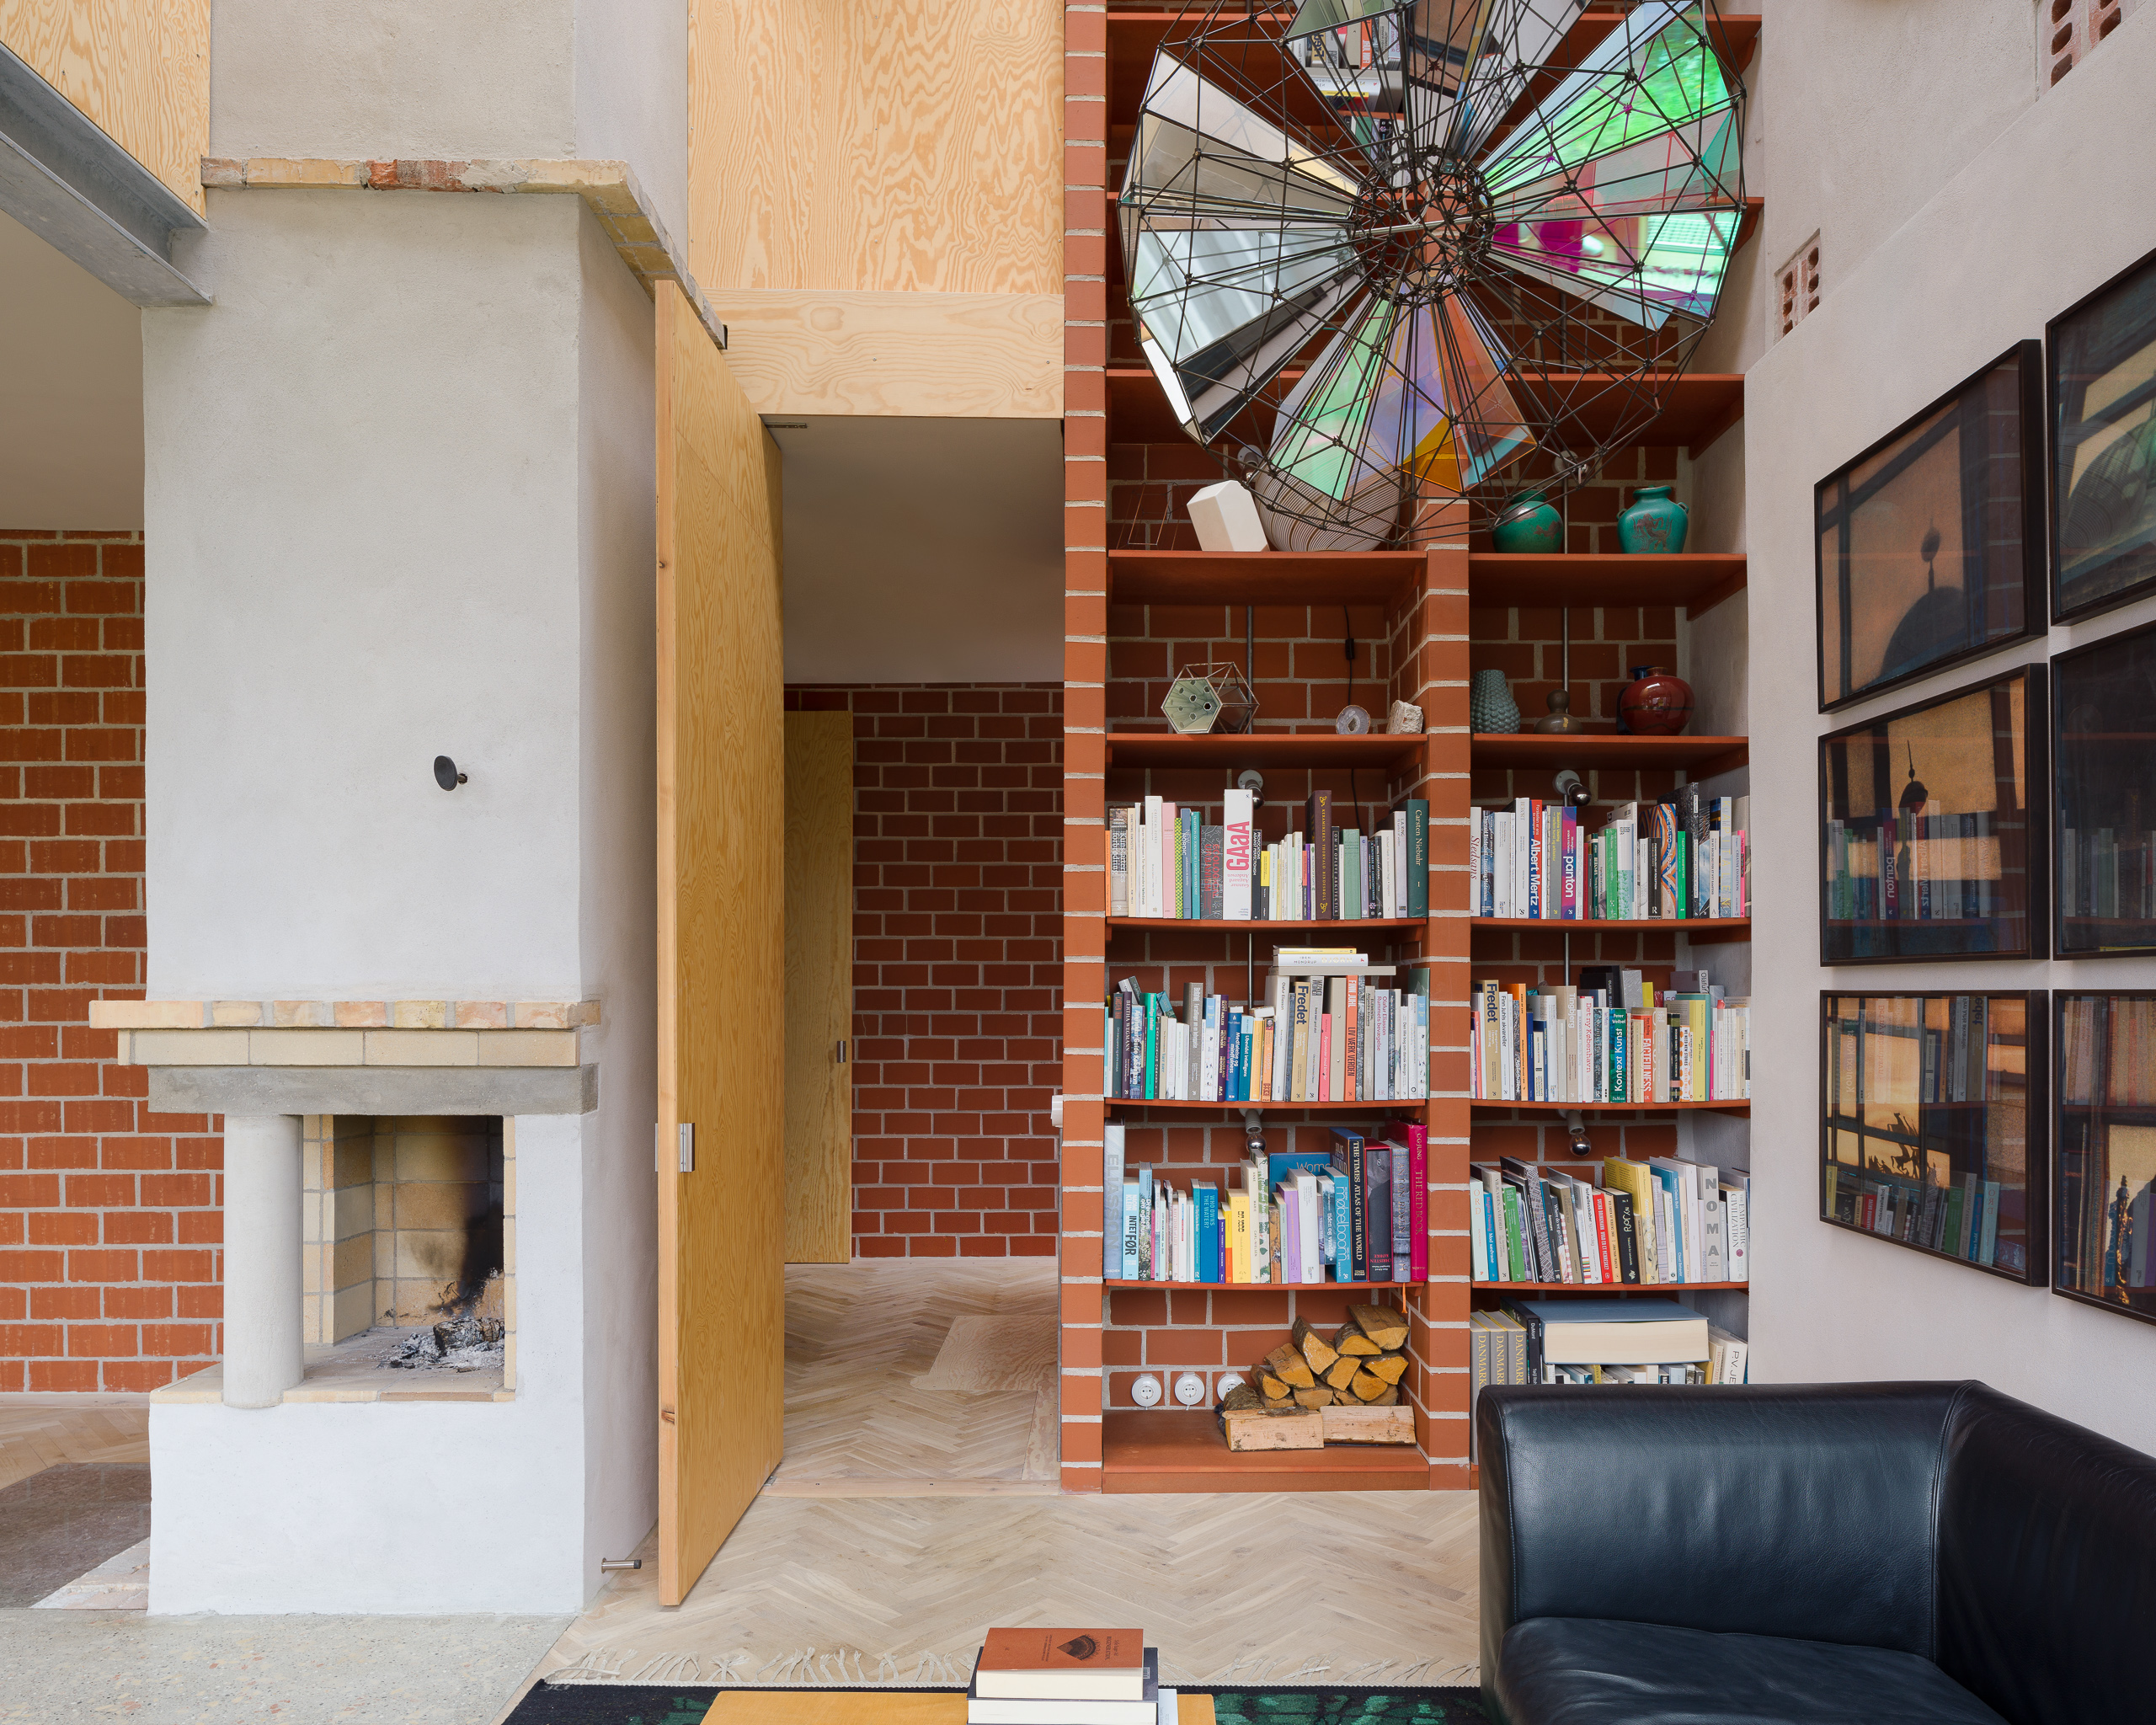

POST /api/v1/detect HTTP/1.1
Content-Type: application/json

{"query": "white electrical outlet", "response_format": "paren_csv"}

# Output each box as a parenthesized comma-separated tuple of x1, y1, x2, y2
(1129, 1372, 1163, 1408)
(1171, 1371, 1208, 1407)
(1214, 1371, 1245, 1401)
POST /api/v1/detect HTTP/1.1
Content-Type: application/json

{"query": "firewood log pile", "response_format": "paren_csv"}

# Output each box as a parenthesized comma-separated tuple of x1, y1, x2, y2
(1216, 1304, 1417, 1450)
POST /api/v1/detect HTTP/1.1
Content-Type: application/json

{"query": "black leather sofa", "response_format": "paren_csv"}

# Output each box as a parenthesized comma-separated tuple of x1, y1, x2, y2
(1476, 1381, 2156, 1724)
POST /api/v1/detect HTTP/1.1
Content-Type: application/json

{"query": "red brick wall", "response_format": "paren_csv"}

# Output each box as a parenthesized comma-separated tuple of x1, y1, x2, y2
(0, 531, 222, 1393)
(785, 686, 1062, 1260)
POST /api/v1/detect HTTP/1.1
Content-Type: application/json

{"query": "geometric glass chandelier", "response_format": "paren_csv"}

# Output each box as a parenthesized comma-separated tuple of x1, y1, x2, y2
(1118, 1, 1746, 548)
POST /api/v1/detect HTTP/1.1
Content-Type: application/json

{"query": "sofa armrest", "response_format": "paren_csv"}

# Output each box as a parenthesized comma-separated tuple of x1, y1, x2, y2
(1477, 1382, 1970, 1685)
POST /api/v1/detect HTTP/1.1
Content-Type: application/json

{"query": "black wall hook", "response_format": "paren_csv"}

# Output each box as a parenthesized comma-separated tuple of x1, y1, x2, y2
(434, 756, 467, 791)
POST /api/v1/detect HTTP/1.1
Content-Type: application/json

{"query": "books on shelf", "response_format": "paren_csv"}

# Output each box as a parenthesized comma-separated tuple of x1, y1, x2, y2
(1111, 1124, 1426, 1285)
(1106, 967, 1429, 1103)
(1468, 969, 1749, 1103)
(1470, 1306, 1748, 1447)
(1827, 804, 2007, 924)
(1826, 1163, 2010, 1268)
(1470, 1156, 1748, 1287)
(970, 1632, 1164, 1725)
(1108, 792, 1428, 921)
(1472, 788, 1747, 921)
(2059, 825, 2156, 923)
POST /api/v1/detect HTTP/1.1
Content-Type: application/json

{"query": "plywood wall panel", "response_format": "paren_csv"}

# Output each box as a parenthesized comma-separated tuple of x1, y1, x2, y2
(0, 0, 211, 212)
(656, 281, 787, 1605)
(691, 0, 1061, 296)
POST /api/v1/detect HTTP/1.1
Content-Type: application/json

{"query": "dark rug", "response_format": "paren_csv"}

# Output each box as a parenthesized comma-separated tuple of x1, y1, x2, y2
(504, 1685, 1492, 1724)
(0, 1463, 151, 1607)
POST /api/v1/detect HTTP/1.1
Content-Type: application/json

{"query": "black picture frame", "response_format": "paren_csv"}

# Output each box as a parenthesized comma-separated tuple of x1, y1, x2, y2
(1816, 342, 2045, 712)
(1821, 990, 2047, 1286)
(2055, 991, 2156, 1325)
(1818, 663, 2047, 964)
(2052, 616, 2156, 958)
(2049, 243, 2156, 624)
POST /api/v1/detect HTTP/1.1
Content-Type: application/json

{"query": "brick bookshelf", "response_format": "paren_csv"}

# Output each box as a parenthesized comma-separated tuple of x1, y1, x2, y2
(1059, 3, 1758, 1493)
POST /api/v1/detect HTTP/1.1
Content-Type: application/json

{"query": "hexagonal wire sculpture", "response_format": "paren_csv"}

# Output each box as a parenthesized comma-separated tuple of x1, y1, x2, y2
(1119, 0, 1746, 548)
(1161, 662, 1259, 734)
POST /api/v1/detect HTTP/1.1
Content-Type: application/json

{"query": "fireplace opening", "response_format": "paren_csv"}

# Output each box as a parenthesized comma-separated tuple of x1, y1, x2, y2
(301, 1114, 516, 1391)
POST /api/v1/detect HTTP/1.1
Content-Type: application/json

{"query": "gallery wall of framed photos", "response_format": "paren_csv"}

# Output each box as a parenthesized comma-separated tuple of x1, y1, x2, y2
(1812, 239, 2156, 1317)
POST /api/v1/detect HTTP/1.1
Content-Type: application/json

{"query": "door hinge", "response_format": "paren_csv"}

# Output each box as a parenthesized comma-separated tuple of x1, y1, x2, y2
(678, 1122, 695, 1174)
(835, 1039, 847, 1065)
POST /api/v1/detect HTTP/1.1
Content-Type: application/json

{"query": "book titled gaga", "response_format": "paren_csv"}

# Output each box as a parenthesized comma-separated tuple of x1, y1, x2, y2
(969, 1628, 1171, 1725)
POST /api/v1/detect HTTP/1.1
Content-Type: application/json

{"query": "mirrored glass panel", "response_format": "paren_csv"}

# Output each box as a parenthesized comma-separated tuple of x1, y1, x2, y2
(2057, 993, 2156, 1325)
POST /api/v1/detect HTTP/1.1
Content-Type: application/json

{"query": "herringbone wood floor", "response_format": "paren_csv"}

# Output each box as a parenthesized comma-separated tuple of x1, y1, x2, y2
(526, 1262, 1481, 1703)
(0, 1402, 148, 1492)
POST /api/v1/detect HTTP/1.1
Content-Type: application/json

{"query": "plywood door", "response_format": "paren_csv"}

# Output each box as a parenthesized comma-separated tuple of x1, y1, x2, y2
(655, 280, 787, 1608)
(783, 711, 854, 1263)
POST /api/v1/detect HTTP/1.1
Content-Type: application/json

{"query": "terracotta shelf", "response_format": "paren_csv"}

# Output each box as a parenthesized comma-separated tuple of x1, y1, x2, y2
(1102, 1409, 1428, 1494)
(1109, 1097, 1421, 1112)
(1105, 1278, 1413, 1291)
(1473, 1280, 1748, 1292)
(1468, 552, 1747, 618)
(1471, 732, 1749, 776)
(1106, 731, 1425, 770)
(1110, 916, 1425, 932)
(1470, 1099, 1750, 1113)
(1108, 548, 1425, 606)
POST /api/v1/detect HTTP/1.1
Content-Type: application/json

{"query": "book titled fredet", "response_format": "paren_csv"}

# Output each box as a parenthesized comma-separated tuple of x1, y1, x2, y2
(976, 1629, 1148, 1701)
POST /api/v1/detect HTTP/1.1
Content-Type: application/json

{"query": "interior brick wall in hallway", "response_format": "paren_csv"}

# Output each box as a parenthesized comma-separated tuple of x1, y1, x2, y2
(0, 531, 223, 1392)
(784, 685, 1062, 1259)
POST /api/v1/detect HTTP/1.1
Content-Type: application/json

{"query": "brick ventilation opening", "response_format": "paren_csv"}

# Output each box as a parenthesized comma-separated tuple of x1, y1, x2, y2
(785, 686, 1062, 1259)
(0, 531, 222, 1393)
(1778, 235, 1820, 339)
(2047, 0, 2137, 86)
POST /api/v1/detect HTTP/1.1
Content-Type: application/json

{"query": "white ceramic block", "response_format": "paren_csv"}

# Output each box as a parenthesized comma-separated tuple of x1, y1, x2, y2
(1187, 480, 1269, 553)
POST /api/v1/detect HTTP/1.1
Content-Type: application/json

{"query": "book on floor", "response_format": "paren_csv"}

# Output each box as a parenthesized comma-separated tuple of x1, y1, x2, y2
(975, 1630, 1148, 1701)
(968, 1648, 1160, 1723)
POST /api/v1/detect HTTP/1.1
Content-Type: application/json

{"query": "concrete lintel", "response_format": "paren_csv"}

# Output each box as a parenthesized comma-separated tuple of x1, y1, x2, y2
(0, 42, 208, 307)
(148, 1064, 597, 1116)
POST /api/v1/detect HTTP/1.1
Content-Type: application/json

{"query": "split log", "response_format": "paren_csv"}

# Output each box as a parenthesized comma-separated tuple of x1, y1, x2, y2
(1365, 1352, 1410, 1386)
(1331, 1322, 1382, 1357)
(1322, 1354, 1361, 1391)
(1292, 1385, 1336, 1409)
(1369, 1383, 1401, 1406)
(1220, 1405, 1325, 1451)
(1255, 1369, 1292, 1402)
(1321, 1402, 1417, 1445)
(1348, 1302, 1409, 1350)
(1290, 1316, 1338, 1376)
(1349, 1367, 1390, 1402)
(1262, 1342, 1316, 1389)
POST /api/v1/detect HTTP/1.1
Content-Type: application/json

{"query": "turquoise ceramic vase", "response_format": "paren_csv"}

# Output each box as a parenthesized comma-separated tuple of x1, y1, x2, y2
(1618, 484, 1689, 553)
(1470, 669, 1521, 734)
(1491, 489, 1564, 553)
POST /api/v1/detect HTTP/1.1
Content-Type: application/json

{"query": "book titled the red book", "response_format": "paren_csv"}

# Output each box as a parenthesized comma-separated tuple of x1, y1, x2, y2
(976, 1628, 1146, 1700)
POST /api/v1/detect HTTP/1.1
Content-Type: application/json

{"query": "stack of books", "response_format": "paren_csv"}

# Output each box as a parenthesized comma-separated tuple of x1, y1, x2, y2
(1102, 1125, 1428, 1284)
(1470, 1299, 1748, 1446)
(1469, 969, 1750, 1103)
(1107, 788, 1428, 923)
(1470, 1155, 1749, 1286)
(969, 1628, 1171, 1725)
(1472, 788, 1748, 921)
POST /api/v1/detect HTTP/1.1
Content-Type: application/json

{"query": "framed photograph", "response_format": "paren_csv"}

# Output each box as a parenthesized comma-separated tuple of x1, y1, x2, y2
(1817, 343, 2043, 711)
(2050, 246, 2156, 622)
(2056, 993, 2156, 1324)
(2053, 617, 2156, 957)
(1818, 664, 2046, 963)
(1822, 991, 2046, 1285)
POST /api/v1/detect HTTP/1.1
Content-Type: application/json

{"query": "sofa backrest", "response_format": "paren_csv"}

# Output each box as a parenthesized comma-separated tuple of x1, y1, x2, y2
(1478, 1382, 1965, 1681)
(1936, 1382, 2156, 1725)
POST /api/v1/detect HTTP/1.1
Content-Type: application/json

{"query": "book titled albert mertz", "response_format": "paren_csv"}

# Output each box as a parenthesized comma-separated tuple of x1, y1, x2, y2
(976, 1629, 1148, 1701)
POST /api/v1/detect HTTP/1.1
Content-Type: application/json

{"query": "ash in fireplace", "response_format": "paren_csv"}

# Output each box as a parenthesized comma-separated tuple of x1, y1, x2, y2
(379, 1312, 506, 1373)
